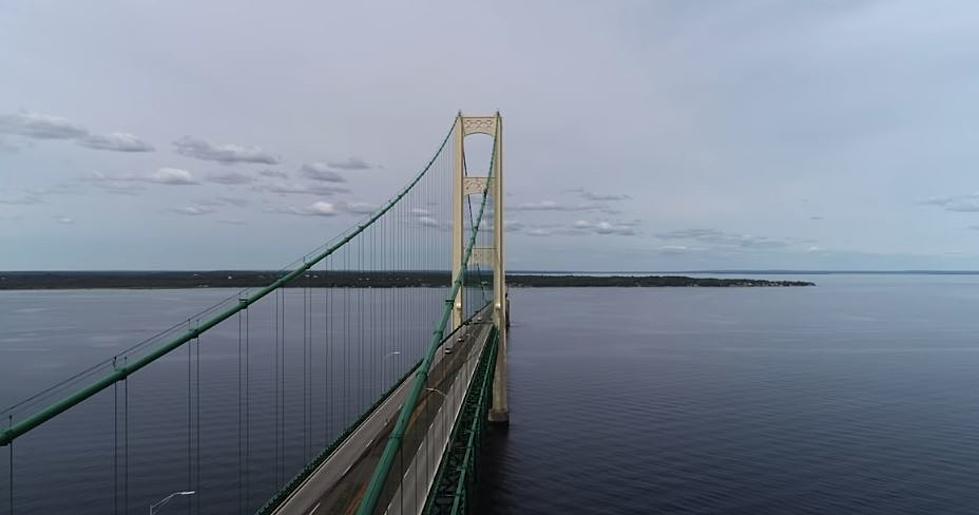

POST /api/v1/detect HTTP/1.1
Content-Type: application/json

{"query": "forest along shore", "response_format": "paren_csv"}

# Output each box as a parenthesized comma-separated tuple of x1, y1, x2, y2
(0, 271, 814, 289)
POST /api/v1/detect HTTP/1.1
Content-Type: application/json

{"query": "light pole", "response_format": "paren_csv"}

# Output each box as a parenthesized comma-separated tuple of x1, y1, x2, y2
(382, 350, 401, 385)
(149, 490, 196, 514)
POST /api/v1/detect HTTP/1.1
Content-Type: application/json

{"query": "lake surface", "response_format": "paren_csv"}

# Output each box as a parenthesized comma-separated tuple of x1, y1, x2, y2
(3, 276, 979, 513)
(481, 275, 979, 514)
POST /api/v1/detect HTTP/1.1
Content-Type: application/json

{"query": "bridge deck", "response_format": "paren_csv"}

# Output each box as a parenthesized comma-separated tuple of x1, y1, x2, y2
(273, 315, 493, 515)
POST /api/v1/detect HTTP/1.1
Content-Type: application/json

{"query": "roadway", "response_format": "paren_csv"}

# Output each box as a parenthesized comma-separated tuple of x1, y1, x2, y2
(273, 311, 492, 515)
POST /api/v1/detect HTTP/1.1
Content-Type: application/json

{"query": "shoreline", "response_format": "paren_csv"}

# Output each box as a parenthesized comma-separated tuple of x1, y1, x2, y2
(0, 271, 814, 290)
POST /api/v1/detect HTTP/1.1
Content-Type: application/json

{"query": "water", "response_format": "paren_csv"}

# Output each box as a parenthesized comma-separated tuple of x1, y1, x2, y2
(481, 275, 979, 514)
(3, 276, 979, 513)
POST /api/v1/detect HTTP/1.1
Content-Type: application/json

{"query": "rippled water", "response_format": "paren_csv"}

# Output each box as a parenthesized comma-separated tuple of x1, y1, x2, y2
(3, 276, 979, 514)
(481, 276, 979, 514)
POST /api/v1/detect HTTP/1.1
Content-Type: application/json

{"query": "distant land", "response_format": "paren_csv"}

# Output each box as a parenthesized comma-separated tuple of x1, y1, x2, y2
(0, 271, 814, 290)
(512, 269, 979, 275)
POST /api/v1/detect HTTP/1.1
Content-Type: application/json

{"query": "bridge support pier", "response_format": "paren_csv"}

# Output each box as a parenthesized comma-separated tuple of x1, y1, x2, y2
(454, 112, 509, 424)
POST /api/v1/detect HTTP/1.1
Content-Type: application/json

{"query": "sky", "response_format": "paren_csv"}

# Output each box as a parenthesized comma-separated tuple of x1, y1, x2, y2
(3, 0, 979, 271)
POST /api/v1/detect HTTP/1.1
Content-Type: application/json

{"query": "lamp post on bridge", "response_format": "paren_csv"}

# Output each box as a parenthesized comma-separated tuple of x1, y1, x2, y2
(149, 490, 195, 514)
(382, 350, 401, 386)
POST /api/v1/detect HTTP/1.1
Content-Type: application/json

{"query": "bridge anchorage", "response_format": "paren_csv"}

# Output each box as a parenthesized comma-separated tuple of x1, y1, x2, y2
(0, 112, 507, 515)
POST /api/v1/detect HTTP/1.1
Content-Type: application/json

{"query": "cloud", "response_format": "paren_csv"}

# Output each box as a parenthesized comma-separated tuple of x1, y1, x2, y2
(510, 199, 607, 212)
(257, 181, 349, 196)
(171, 206, 216, 216)
(77, 132, 154, 152)
(656, 245, 690, 255)
(173, 136, 279, 164)
(327, 157, 374, 170)
(655, 228, 791, 249)
(410, 208, 431, 216)
(207, 171, 254, 185)
(217, 218, 247, 225)
(300, 163, 346, 183)
(920, 193, 979, 212)
(0, 111, 154, 153)
(196, 196, 250, 207)
(55, 216, 74, 224)
(0, 137, 29, 152)
(343, 201, 376, 214)
(258, 169, 289, 179)
(84, 176, 146, 195)
(417, 216, 440, 227)
(216, 196, 250, 207)
(581, 192, 630, 201)
(567, 188, 630, 201)
(570, 219, 638, 236)
(274, 200, 338, 217)
(85, 168, 199, 187)
(149, 168, 198, 185)
(0, 193, 43, 205)
(0, 111, 87, 139)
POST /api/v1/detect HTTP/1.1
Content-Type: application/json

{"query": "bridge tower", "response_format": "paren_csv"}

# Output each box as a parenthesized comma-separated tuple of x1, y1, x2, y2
(452, 111, 509, 424)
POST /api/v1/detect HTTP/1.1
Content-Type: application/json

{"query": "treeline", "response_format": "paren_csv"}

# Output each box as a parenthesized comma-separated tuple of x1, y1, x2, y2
(0, 271, 813, 290)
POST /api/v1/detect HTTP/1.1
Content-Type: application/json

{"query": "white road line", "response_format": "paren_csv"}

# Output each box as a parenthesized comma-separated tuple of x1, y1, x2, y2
(307, 501, 321, 515)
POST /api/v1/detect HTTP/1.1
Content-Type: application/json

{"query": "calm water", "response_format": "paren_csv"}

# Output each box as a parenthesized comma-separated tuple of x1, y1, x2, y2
(3, 276, 979, 513)
(481, 275, 979, 514)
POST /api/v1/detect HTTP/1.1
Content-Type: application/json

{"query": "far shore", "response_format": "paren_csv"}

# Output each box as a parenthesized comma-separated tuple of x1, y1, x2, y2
(0, 271, 814, 290)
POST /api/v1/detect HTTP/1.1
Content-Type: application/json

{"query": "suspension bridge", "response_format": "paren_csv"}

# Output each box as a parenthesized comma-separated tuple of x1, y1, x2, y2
(0, 113, 509, 514)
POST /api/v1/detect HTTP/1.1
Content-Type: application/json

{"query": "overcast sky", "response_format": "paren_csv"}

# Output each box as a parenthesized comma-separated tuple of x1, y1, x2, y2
(3, 0, 979, 270)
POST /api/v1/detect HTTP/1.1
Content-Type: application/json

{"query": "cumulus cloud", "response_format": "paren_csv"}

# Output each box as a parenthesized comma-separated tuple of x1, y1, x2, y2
(77, 132, 154, 152)
(85, 168, 199, 187)
(149, 168, 198, 185)
(173, 136, 279, 164)
(0, 111, 88, 139)
(570, 219, 638, 236)
(300, 163, 346, 183)
(274, 201, 338, 217)
(327, 157, 374, 170)
(207, 171, 254, 185)
(0, 111, 154, 153)
(171, 206, 216, 216)
(656, 228, 791, 249)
